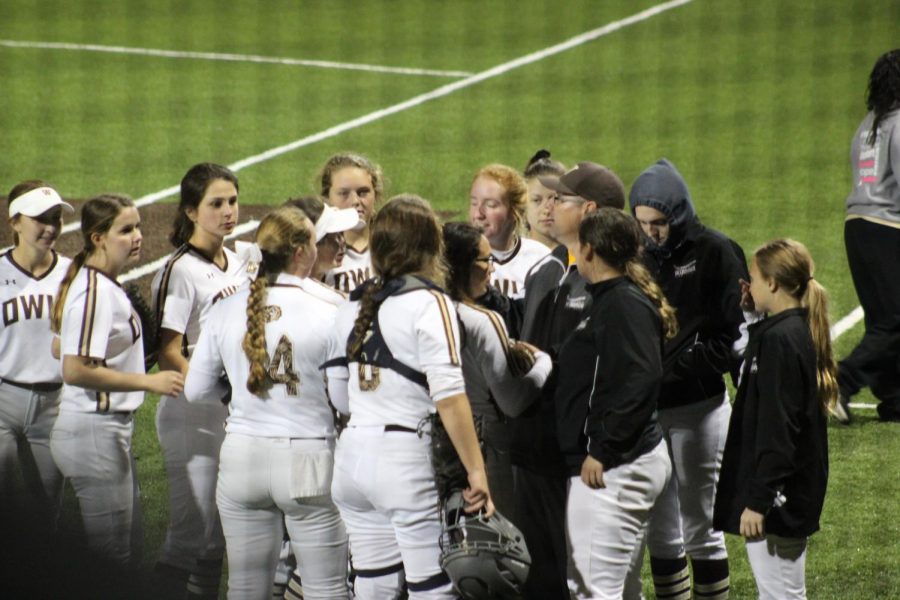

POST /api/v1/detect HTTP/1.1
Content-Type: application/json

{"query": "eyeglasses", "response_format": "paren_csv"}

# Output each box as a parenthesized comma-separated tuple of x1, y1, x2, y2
(474, 255, 495, 265)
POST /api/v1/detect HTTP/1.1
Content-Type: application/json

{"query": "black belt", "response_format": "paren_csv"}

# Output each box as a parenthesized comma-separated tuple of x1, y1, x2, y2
(0, 378, 62, 393)
(384, 424, 417, 434)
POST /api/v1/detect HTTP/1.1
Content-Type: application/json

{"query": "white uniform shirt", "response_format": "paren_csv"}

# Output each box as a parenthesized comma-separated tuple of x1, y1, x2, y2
(184, 273, 336, 438)
(324, 246, 372, 293)
(151, 244, 248, 359)
(325, 286, 464, 430)
(302, 277, 348, 308)
(457, 302, 552, 422)
(59, 266, 145, 413)
(0, 250, 70, 383)
(490, 237, 550, 299)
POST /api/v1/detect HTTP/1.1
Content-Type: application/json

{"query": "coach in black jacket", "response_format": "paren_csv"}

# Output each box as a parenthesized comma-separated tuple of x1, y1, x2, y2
(629, 158, 748, 599)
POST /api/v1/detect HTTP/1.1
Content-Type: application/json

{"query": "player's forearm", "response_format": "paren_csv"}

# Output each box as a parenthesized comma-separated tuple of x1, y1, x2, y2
(62, 355, 154, 393)
(435, 393, 486, 476)
(158, 329, 190, 376)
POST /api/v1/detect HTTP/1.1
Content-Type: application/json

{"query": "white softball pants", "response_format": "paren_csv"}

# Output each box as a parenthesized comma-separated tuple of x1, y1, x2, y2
(216, 433, 348, 600)
(567, 440, 672, 600)
(0, 382, 63, 523)
(646, 393, 731, 560)
(745, 535, 808, 599)
(156, 394, 227, 567)
(332, 426, 454, 600)
(50, 410, 142, 567)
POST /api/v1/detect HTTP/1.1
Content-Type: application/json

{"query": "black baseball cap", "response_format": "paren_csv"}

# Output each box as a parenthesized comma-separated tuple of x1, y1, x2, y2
(539, 161, 626, 209)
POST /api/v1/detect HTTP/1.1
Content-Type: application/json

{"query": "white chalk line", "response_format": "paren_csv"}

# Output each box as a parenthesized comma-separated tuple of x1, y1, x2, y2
(0, 39, 473, 78)
(50, 0, 693, 236)
(120, 219, 259, 283)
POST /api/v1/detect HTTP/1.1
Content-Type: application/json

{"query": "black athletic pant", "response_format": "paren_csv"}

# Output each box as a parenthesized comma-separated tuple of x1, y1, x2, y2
(513, 466, 569, 600)
(839, 218, 900, 420)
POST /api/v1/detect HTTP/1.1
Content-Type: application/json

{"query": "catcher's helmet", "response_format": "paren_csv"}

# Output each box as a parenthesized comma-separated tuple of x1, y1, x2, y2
(439, 491, 531, 599)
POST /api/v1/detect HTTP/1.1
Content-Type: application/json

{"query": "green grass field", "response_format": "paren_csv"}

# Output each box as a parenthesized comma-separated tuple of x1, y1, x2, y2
(3, 0, 900, 597)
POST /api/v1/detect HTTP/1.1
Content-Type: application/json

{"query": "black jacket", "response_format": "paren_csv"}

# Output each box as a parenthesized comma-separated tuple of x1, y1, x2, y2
(555, 277, 664, 476)
(713, 308, 828, 538)
(509, 244, 591, 473)
(630, 158, 748, 409)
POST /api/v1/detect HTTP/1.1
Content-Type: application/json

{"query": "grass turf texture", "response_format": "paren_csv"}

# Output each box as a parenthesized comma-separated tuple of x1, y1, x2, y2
(2, 0, 899, 597)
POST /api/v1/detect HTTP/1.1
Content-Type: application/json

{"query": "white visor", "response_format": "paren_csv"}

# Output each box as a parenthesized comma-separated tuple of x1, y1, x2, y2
(316, 205, 361, 243)
(8, 187, 74, 218)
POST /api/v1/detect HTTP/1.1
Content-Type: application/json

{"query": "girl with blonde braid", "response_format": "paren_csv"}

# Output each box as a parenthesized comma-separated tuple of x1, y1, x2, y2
(714, 239, 836, 599)
(185, 206, 348, 599)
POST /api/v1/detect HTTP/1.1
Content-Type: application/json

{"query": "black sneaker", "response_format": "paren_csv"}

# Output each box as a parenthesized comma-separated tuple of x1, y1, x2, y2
(832, 393, 852, 424)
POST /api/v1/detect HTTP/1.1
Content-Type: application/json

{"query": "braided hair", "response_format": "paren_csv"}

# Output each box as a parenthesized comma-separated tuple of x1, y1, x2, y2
(347, 195, 445, 360)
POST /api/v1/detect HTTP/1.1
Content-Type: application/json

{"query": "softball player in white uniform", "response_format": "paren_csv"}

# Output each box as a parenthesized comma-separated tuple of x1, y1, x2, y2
(0, 183, 72, 527)
(318, 153, 384, 293)
(325, 195, 491, 600)
(152, 163, 248, 598)
(49, 194, 183, 566)
(469, 163, 550, 299)
(185, 207, 348, 600)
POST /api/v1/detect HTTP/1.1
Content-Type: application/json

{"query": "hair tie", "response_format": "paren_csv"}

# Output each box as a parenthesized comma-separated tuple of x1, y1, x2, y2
(808, 275, 814, 282)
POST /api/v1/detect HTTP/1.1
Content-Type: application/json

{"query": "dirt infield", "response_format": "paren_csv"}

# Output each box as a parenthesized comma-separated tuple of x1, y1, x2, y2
(1, 199, 275, 302)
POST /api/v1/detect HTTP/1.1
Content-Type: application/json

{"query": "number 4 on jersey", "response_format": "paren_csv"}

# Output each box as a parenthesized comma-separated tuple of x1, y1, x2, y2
(268, 335, 299, 395)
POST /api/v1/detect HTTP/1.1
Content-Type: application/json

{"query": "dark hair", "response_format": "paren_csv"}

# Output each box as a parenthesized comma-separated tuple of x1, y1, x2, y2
(866, 49, 900, 145)
(347, 195, 445, 360)
(318, 153, 384, 204)
(52, 194, 135, 332)
(443, 222, 483, 301)
(523, 149, 566, 179)
(579, 208, 678, 339)
(243, 207, 314, 395)
(283, 196, 325, 224)
(7, 179, 52, 246)
(169, 163, 239, 248)
(753, 239, 838, 414)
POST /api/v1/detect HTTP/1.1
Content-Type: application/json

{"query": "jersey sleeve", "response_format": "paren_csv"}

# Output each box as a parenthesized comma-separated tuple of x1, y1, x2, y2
(469, 307, 550, 418)
(416, 291, 465, 402)
(184, 306, 227, 404)
(156, 262, 196, 335)
(61, 276, 112, 360)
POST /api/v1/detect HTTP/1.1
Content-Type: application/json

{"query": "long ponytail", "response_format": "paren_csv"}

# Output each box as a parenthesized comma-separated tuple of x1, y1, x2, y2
(51, 194, 134, 333)
(754, 239, 839, 414)
(51, 250, 87, 333)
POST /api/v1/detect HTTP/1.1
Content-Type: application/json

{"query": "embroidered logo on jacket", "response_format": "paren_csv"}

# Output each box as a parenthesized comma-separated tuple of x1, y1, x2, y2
(674, 260, 697, 278)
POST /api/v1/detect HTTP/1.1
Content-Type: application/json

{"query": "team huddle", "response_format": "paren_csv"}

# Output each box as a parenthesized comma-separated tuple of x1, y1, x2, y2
(3, 48, 900, 600)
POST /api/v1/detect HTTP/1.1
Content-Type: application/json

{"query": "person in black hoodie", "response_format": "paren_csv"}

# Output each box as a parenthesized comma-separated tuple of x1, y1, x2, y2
(558, 208, 678, 599)
(628, 159, 748, 599)
(713, 238, 836, 599)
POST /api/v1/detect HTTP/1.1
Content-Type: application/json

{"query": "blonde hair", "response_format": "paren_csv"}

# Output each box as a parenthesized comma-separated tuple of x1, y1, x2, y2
(347, 194, 446, 360)
(474, 164, 529, 232)
(754, 238, 839, 414)
(579, 209, 678, 340)
(51, 194, 134, 333)
(242, 207, 314, 395)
